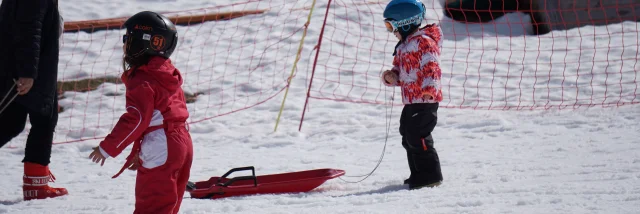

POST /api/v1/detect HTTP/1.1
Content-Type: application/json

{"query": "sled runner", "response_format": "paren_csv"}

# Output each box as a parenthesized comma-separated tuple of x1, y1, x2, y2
(186, 166, 345, 199)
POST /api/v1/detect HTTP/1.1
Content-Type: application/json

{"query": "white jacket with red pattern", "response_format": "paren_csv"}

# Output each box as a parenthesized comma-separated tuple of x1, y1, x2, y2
(382, 24, 443, 104)
(99, 56, 189, 172)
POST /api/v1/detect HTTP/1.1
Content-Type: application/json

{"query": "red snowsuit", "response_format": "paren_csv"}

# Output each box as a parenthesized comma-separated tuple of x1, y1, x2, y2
(98, 56, 193, 214)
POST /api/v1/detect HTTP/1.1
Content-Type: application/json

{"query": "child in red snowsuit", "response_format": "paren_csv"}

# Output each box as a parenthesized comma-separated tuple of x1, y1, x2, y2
(88, 11, 192, 214)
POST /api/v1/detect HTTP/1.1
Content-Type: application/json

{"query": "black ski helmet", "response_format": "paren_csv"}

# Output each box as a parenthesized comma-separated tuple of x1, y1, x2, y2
(123, 11, 178, 61)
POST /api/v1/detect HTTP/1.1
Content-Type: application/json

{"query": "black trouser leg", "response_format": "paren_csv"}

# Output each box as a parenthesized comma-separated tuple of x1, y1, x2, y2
(399, 103, 443, 187)
(399, 108, 416, 182)
(23, 96, 58, 166)
(409, 137, 442, 185)
(0, 101, 28, 148)
(402, 139, 417, 180)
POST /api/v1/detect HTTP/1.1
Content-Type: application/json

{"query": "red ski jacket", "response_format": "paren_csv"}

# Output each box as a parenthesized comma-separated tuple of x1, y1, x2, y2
(382, 24, 444, 104)
(98, 56, 189, 176)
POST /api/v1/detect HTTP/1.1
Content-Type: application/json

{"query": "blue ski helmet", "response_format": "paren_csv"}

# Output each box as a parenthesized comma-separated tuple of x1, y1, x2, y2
(383, 0, 426, 39)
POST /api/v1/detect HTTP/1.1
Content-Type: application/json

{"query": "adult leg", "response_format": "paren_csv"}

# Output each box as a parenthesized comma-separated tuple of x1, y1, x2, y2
(21, 96, 67, 200)
(23, 95, 58, 166)
(0, 101, 28, 148)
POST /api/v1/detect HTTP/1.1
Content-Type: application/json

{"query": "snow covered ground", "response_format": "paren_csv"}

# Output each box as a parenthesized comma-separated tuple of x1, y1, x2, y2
(1, 0, 639, 213)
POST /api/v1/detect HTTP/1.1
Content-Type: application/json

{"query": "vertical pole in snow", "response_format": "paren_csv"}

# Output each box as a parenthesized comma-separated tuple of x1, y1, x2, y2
(298, 0, 332, 132)
(274, 0, 319, 132)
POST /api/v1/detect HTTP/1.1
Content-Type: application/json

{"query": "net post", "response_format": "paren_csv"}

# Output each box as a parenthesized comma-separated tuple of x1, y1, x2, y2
(274, 0, 318, 132)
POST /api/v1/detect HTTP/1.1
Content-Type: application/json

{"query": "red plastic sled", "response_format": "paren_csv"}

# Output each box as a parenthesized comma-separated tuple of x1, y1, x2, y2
(186, 166, 345, 199)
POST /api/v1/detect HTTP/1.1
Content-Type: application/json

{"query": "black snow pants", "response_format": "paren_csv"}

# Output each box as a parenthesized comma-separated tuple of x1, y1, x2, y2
(0, 95, 58, 166)
(399, 102, 443, 188)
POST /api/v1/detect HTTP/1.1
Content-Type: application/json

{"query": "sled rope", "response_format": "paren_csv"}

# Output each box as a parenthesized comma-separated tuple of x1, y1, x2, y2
(338, 86, 394, 183)
(0, 80, 19, 116)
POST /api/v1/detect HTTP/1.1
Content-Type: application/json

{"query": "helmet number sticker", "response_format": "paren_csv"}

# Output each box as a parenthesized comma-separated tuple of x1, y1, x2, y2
(150, 35, 166, 51)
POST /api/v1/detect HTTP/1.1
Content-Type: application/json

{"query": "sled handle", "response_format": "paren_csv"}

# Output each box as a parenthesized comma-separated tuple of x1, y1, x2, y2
(186, 181, 197, 191)
(203, 176, 258, 198)
(219, 175, 258, 187)
(218, 166, 256, 183)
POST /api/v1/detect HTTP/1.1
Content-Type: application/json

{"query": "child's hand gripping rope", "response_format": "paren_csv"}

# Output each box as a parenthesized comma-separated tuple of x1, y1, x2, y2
(383, 70, 399, 85)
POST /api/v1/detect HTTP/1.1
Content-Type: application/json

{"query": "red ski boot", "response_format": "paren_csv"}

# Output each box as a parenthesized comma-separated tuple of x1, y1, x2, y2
(23, 162, 68, 201)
